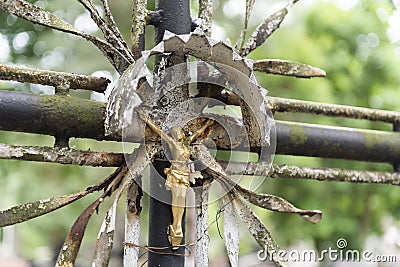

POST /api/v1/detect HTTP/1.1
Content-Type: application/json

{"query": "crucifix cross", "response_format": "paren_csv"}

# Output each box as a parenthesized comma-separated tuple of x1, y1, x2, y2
(139, 112, 214, 248)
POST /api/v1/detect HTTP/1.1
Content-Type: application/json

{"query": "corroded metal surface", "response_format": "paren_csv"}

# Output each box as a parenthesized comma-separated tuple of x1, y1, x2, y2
(0, 144, 124, 167)
(1, 90, 400, 163)
(3, 143, 398, 186)
(240, 0, 299, 56)
(253, 59, 326, 78)
(198, 0, 213, 37)
(0, 65, 110, 92)
(266, 96, 400, 123)
(275, 120, 400, 164)
(0, 0, 132, 72)
(222, 162, 400, 185)
(194, 181, 211, 267)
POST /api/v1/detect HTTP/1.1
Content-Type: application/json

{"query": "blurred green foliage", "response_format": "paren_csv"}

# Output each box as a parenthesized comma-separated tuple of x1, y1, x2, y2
(1, 0, 400, 265)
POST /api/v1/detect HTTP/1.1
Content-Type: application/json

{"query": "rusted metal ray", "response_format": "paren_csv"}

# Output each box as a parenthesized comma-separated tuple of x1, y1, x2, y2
(253, 59, 326, 78)
(2, 144, 399, 186)
(219, 91, 400, 123)
(0, 65, 110, 92)
(0, 0, 131, 72)
(222, 162, 400, 185)
(198, 0, 213, 37)
(0, 143, 125, 167)
(266, 96, 400, 123)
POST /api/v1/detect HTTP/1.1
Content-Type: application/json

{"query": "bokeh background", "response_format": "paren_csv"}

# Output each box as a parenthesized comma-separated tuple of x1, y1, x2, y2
(1, 0, 400, 266)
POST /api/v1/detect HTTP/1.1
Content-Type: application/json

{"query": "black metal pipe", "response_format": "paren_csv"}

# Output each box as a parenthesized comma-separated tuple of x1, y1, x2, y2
(1, 90, 400, 164)
(0, 90, 106, 140)
(148, 161, 186, 266)
(275, 121, 400, 164)
(154, 0, 191, 43)
(148, 0, 191, 266)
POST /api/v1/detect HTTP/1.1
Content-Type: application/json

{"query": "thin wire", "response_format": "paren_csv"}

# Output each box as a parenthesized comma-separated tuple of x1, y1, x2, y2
(210, 198, 232, 239)
(138, 250, 148, 260)
(140, 258, 148, 267)
(123, 242, 193, 257)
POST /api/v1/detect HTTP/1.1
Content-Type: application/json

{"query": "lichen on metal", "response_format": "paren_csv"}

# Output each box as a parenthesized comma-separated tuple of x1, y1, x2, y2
(131, 0, 148, 58)
(222, 162, 400, 185)
(235, 0, 255, 51)
(0, 64, 110, 92)
(105, 30, 275, 151)
(124, 181, 141, 267)
(253, 59, 326, 78)
(240, 0, 300, 56)
(223, 195, 239, 267)
(0, 0, 132, 72)
(194, 181, 211, 266)
(198, 0, 213, 37)
(266, 96, 400, 123)
(78, 0, 134, 64)
(0, 143, 125, 167)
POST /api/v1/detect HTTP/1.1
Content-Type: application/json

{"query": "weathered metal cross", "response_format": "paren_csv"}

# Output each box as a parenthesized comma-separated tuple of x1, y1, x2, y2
(1, 1, 400, 267)
(139, 111, 214, 248)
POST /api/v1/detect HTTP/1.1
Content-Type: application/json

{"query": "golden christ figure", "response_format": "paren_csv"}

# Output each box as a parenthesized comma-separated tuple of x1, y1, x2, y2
(139, 112, 214, 248)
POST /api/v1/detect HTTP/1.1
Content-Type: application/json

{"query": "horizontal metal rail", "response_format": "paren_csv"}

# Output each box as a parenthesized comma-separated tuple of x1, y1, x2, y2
(266, 96, 400, 123)
(224, 162, 400, 185)
(1, 143, 398, 185)
(275, 121, 400, 164)
(0, 143, 124, 167)
(0, 90, 108, 140)
(223, 92, 400, 123)
(1, 90, 400, 164)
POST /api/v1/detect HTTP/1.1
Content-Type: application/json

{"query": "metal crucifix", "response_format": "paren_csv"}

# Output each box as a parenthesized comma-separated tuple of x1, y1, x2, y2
(139, 111, 214, 248)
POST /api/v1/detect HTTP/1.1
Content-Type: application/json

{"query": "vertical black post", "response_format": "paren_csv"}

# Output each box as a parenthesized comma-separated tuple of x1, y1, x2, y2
(148, 1, 191, 266)
(149, 161, 186, 266)
(154, 0, 191, 43)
